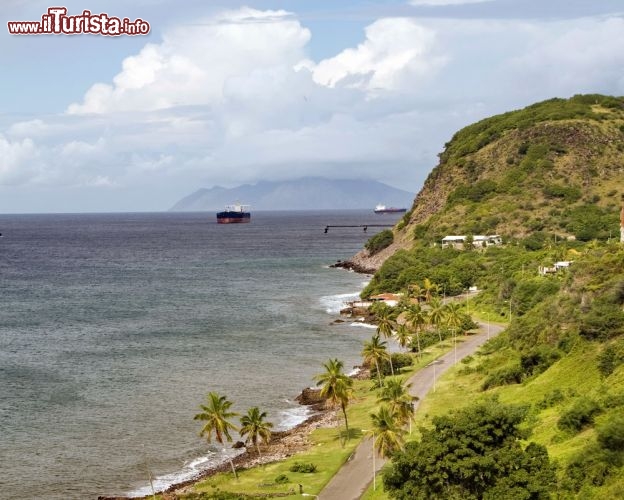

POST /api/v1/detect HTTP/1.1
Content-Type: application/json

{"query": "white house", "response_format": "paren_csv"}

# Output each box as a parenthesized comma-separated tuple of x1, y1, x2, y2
(441, 235, 502, 249)
(539, 261, 572, 275)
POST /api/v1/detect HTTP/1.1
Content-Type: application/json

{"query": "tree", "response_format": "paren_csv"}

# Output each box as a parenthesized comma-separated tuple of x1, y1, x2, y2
(239, 407, 273, 456)
(362, 335, 391, 387)
(369, 405, 405, 458)
(395, 324, 412, 351)
(444, 301, 465, 359)
(376, 304, 396, 340)
(378, 378, 416, 433)
(422, 278, 439, 303)
(427, 296, 445, 342)
(194, 392, 239, 445)
(443, 301, 464, 333)
(383, 400, 556, 499)
(315, 358, 354, 439)
(406, 304, 427, 358)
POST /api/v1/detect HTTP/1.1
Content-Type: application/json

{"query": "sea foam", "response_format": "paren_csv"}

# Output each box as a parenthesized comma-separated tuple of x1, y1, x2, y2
(318, 292, 360, 314)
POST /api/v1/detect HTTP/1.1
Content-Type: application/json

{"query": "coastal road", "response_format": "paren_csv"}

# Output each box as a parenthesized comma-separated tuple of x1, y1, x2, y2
(318, 321, 505, 500)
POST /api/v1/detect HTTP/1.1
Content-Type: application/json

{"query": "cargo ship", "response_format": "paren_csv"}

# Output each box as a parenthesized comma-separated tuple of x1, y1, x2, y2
(216, 203, 251, 224)
(374, 204, 407, 214)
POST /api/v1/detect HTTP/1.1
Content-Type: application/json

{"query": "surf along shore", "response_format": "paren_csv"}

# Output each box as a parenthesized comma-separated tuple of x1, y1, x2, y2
(100, 310, 497, 499)
(98, 371, 366, 500)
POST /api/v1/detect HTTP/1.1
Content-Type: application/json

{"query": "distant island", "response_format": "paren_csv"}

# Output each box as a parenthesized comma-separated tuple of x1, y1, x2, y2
(169, 177, 414, 211)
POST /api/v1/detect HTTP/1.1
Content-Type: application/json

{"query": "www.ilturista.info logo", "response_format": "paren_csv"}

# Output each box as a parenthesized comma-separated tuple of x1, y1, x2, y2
(7, 7, 150, 36)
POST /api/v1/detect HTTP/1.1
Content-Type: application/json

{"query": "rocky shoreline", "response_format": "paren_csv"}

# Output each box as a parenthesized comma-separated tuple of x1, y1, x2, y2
(98, 373, 369, 500)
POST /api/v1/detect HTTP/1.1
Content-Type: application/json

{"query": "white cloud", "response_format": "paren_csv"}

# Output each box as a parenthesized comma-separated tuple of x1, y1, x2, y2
(0, 134, 40, 185)
(311, 18, 447, 92)
(4, 7, 624, 212)
(67, 8, 310, 114)
(409, 0, 491, 6)
(8, 119, 48, 138)
(502, 17, 624, 97)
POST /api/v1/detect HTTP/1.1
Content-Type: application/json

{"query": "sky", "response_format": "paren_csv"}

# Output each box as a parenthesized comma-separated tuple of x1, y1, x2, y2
(1, 0, 624, 213)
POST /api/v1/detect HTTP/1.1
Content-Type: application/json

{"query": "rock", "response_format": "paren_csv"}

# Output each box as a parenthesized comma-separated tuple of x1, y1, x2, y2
(295, 387, 325, 406)
(232, 441, 246, 449)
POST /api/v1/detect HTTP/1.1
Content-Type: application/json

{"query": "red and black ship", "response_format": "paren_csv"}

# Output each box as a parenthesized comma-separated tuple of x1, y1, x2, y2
(216, 203, 251, 224)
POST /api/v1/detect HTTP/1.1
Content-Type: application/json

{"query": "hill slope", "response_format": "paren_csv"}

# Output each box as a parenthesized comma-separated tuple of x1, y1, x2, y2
(355, 95, 624, 498)
(349, 94, 624, 272)
(170, 178, 415, 211)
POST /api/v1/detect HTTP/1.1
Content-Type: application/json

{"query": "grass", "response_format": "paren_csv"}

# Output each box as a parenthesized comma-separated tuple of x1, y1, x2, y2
(173, 341, 457, 499)
(172, 326, 624, 499)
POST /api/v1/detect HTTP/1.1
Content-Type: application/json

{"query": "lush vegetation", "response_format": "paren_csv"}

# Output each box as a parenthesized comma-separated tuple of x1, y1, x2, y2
(384, 399, 556, 499)
(184, 95, 624, 499)
(365, 229, 394, 255)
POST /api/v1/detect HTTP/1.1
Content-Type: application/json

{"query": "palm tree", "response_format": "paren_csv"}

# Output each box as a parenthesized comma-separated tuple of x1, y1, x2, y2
(369, 405, 405, 458)
(375, 306, 395, 375)
(422, 278, 439, 303)
(408, 283, 422, 302)
(239, 407, 273, 456)
(428, 296, 445, 342)
(378, 378, 416, 432)
(194, 392, 239, 445)
(444, 301, 464, 333)
(361, 335, 391, 387)
(395, 323, 412, 351)
(444, 301, 465, 363)
(406, 303, 426, 358)
(375, 305, 396, 340)
(315, 358, 354, 439)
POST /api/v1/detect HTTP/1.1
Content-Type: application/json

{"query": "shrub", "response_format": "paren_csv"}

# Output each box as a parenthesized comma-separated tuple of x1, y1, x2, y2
(557, 398, 601, 433)
(543, 183, 582, 201)
(289, 462, 318, 473)
(597, 414, 624, 452)
(482, 364, 524, 390)
(564, 447, 613, 491)
(365, 230, 394, 255)
(520, 346, 561, 377)
(375, 352, 414, 377)
(579, 302, 624, 340)
(536, 389, 565, 410)
(274, 474, 289, 484)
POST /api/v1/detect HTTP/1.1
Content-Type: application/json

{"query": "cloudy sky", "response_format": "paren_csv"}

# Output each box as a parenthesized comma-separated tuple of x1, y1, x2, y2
(1, 0, 624, 213)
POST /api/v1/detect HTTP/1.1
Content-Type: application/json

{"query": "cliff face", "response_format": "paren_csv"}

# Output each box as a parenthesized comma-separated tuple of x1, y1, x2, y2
(351, 94, 624, 271)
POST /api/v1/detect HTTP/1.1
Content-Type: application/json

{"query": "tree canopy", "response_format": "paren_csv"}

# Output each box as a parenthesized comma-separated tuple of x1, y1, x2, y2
(383, 399, 556, 499)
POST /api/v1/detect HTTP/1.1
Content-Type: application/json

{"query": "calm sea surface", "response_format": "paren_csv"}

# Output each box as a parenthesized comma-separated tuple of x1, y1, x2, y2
(0, 210, 397, 499)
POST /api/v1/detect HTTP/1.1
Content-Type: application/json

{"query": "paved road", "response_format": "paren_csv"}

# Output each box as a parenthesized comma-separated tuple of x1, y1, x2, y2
(318, 321, 505, 500)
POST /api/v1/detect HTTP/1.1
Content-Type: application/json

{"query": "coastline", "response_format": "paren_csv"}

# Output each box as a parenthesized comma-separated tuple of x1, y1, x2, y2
(97, 260, 375, 500)
(99, 372, 374, 500)
(99, 283, 371, 500)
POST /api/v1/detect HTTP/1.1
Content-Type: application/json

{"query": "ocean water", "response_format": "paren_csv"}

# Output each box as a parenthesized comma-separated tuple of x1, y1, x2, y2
(0, 210, 398, 499)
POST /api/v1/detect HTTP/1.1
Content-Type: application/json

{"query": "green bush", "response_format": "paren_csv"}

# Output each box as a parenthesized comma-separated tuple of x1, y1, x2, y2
(536, 389, 565, 410)
(542, 183, 582, 201)
(482, 364, 524, 390)
(274, 474, 289, 484)
(520, 346, 561, 377)
(365, 230, 394, 255)
(597, 414, 624, 452)
(375, 352, 414, 377)
(288, 462, 318, 473)
(597, 344, 624, 377)
(564, 447, 613, 491)
(557, 398, 601, 433)
(579, 302, 624, 340)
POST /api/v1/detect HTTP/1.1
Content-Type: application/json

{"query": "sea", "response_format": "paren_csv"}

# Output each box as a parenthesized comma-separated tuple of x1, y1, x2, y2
(0, 210, 398, 499)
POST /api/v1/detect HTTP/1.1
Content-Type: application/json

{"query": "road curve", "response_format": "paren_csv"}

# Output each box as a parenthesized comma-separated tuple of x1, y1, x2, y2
(318, 321, 505, 500)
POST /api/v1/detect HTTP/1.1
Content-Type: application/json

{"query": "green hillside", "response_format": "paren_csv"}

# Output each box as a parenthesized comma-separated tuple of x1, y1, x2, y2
(360, 95, 624, 498)
(389, 94, 624, 246)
